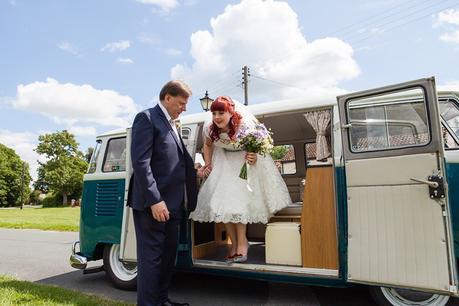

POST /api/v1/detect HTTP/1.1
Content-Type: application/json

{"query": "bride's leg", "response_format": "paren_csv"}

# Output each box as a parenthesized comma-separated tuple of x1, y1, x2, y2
(224, 223, 238, 255)
(235, 223, 249, 256)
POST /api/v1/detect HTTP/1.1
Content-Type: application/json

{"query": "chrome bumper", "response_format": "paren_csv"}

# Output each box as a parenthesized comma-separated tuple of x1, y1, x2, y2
(70, 241, 87, 270)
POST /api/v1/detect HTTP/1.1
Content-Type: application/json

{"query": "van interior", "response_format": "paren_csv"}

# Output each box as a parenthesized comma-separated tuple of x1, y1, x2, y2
(189, 107, 339, 277)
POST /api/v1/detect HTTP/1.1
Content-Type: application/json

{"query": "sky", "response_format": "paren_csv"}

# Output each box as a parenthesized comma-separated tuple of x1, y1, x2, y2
(1, 0, 459, 180)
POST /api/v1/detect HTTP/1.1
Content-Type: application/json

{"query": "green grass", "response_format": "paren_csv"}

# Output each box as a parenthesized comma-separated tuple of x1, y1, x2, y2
(0, 207, 80, 231)
(0, 275, 133, 306)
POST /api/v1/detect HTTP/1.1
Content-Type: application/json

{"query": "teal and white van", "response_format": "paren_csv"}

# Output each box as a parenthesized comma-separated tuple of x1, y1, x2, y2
(70, 77, 459, 306)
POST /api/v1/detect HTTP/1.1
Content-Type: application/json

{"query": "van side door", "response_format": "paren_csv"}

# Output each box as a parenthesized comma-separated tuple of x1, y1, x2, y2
(338, 77, 457, 293)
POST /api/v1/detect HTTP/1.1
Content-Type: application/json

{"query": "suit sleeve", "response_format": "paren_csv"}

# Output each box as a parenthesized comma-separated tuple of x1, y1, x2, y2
(131, 112, 163, 207)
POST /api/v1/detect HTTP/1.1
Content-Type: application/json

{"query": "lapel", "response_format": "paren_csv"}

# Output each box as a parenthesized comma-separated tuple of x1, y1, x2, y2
(154, 105, 184, 153)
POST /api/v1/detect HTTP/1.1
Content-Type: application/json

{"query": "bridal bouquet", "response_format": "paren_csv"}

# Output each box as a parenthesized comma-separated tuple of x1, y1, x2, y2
(234, 122, 274, 180)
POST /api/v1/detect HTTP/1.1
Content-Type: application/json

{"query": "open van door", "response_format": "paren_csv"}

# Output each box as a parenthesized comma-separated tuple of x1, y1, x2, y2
(338, 77, 457, 295)
(120, 127, 137, 262)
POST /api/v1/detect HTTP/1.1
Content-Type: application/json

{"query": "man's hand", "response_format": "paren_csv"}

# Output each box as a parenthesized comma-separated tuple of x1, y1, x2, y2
(246, 152, 257, 165)
(150, 201, 170, 222)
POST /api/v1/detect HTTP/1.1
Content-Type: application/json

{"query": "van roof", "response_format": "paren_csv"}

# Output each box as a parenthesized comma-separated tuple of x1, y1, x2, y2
(97, 90, 459, 138)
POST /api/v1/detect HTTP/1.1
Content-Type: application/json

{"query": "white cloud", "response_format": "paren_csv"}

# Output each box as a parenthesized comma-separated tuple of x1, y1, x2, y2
(136, 0, 179, 12)
(117, 57, 134, 64)
(171, 0, 359, 102)
(435, 9, 459, 44)
(101, 40, 131, 52)
(0, 130, 42, 181)
(438, 81, 459, 91)
(11, 78, 139, 128)
(67, 126, 97, 137)
(184, 0, 198, 6)
(440, 31, 459, 44)
(166, 48, 182, 56)
(437, 9, 459, 26)
(57, 41, 80, 56)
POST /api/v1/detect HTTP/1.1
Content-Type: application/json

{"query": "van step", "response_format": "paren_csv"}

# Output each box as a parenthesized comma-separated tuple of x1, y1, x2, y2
(83, 265, 104, 274)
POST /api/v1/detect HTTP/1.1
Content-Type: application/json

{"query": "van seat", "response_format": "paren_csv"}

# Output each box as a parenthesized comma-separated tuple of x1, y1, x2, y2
(275, 202, 302, 217)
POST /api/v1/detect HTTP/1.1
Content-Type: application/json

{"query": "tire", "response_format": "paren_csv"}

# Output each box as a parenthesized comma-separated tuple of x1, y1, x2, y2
(369, 286, 451, 306)
(103, 244, 137, 291)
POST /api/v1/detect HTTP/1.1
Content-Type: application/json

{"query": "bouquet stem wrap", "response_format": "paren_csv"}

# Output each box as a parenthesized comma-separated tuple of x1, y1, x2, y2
(239, 162, 248, 179)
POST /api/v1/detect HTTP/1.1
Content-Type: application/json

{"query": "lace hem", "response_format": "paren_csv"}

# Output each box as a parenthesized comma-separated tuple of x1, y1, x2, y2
(189, 211, 273, 224)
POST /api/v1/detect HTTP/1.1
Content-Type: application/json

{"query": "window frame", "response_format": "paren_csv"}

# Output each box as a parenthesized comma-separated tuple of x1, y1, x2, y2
(346, 87, 431, 154)
(338, 79, 442, 161)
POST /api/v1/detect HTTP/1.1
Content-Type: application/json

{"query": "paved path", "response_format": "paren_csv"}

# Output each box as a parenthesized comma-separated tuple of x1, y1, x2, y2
(0, 228, 455, 305)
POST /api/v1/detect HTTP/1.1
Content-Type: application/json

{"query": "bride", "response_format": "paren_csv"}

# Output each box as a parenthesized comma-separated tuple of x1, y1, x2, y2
(190, 96, 292, 263)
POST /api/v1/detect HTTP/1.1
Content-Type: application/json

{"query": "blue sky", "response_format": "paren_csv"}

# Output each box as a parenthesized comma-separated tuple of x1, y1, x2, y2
(1, 0, 459, 179)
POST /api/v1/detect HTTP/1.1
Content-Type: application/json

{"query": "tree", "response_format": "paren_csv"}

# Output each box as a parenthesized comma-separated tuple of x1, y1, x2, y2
(270, 145, 290, 160)
(35, 130, 88, 205)
(33, 166, 49, 193)
(85, 147, 94, 163)
(0, 143, 32, 207)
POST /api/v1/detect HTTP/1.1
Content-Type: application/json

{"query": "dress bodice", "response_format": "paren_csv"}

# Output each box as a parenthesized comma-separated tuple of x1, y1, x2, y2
(213, 133, 240, 151)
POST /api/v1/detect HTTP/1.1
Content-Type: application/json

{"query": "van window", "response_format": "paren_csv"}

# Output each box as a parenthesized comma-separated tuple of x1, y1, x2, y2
(347, 88, 430, 152)
(272, 144, 296, 174)
(440, 99, 459, 138)
(442, 126, 459, 149)
(87, 140, 101, 173)
(103, 137, 127, 172)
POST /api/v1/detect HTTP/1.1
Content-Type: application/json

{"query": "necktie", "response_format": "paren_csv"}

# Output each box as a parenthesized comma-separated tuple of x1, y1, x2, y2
(169, 118, 179, 137)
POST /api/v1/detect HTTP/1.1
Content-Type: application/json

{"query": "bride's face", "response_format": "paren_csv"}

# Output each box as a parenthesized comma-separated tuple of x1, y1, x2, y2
(212, 110, 232, 129)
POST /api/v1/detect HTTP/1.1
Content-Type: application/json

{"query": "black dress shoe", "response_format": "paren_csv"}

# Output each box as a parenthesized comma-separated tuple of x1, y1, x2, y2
(162, 299, 190, 306)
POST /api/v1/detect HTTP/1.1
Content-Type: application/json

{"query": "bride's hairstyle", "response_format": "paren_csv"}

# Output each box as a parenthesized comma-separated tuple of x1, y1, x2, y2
(209, 96, 242, 141)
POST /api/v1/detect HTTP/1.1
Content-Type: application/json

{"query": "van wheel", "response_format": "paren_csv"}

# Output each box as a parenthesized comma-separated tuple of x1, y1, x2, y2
(103, 244, 137, 291)
(369, 286, 451, 306)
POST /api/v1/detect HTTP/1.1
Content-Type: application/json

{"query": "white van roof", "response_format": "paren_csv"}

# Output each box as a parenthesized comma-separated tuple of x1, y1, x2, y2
(97, 91, 459, 139)
(97, 97, 335, 138)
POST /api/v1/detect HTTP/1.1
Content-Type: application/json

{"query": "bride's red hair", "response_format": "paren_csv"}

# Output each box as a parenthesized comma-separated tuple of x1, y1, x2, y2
(209, 96, 242, 141)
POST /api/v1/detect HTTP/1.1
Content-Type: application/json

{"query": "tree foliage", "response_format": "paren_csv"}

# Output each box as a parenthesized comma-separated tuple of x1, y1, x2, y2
(0, 143, 32, 207)
(35, 130, 88, 205)
(270, 145, 290, 160)
(84, 147, 94, 163)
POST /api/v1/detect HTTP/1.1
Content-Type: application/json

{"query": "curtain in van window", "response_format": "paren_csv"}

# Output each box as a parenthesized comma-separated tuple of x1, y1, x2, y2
(304, 110, 331, 161)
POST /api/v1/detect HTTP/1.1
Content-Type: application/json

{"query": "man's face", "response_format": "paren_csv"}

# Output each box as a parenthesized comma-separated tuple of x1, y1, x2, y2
(163, 94, 188, 119)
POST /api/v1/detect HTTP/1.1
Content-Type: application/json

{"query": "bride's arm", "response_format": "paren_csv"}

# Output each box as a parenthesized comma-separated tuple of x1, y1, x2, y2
(203, 137, 214, 176)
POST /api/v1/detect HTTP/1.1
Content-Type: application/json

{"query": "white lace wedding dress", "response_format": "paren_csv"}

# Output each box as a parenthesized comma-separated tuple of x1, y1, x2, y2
(189, 117, 292, 224)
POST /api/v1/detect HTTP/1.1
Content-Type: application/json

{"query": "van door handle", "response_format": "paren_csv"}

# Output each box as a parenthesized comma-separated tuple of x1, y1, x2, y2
(410, 177, 439, 188)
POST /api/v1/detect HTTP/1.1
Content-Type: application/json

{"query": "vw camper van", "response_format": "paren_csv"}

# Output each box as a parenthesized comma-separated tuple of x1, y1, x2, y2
(70, 77, 459, 306)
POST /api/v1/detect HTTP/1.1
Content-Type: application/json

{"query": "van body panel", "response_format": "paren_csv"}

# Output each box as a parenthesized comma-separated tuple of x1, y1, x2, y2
(80, 178, 125, 258)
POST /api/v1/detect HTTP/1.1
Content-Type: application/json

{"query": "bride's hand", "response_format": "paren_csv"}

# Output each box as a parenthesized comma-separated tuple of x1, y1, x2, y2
(203, 164, 212, 177)
(246, 152, 257, 165)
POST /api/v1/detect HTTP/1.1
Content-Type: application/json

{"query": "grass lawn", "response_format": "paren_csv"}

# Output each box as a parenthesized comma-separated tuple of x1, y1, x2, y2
(0, 207, 80, 231)
(0, 275, 133, 306)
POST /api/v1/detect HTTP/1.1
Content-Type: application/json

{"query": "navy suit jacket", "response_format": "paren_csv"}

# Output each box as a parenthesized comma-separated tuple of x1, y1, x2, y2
(129, 105, 197, 212)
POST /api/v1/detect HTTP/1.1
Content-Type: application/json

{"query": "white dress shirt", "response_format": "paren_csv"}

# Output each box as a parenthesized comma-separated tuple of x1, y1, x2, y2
(158, 102, 179, 138)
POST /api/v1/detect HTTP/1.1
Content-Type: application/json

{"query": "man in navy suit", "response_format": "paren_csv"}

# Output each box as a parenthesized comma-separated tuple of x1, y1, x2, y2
(130, 80, 198, 306)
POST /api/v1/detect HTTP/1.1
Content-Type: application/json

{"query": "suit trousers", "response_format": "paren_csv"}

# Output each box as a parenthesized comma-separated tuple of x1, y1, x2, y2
(133, 208, 182, 306)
